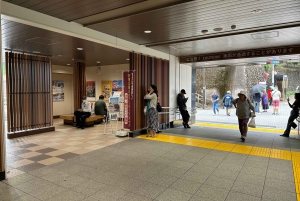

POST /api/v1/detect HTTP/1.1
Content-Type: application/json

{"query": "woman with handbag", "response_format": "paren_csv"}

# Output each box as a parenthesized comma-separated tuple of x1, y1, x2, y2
(232, 91, 255, 142)
(144, 85, 158, 137)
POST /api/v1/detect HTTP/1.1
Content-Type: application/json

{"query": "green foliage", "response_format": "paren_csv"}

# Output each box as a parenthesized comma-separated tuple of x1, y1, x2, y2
(264, 64, 272, 72)
(286, 91, 296, 98)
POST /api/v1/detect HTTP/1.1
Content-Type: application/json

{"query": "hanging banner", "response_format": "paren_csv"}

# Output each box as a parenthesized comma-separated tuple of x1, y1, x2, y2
(101, 80, 112, 100)
(86, 81, 95, 98)
(52, 80, 64, 101)
(123, 72, 135, 130)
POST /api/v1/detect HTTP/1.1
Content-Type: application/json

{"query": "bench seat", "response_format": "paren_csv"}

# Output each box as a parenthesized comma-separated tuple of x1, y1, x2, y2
(60, 114, 105, 126)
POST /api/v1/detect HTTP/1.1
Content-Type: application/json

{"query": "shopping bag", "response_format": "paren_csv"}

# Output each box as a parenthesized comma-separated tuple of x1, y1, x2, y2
(248, 117, 256, 128)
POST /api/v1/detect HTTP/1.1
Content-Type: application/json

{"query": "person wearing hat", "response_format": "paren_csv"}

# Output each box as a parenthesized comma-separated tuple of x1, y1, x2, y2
(177, 89, 190, 128)
(223, 91, 234, 116)
(232, 91, 255, 142)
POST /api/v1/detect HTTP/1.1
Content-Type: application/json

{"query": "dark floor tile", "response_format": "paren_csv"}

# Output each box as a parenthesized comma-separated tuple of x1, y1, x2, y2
(17, 162, 46, 172)
(20, 143, 39, 148)
(28, 154, 53, 162)
(36, 148, 58, 154)
(6, 156, 24, 163)
(10, 149, 32, 155)
(56, 153, 80, 160)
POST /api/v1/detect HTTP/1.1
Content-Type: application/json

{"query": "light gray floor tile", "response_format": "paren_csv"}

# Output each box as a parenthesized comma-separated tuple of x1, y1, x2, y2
(148, 173, 178, 187)
(216, 162, 244, 172)
(27, 166, 56, 177)
(28, 184, 68, 200)
(189, 163, 216, 175)
(204, 175, 235, 191)
(266, 169, 294, 182)
(3, 173, 36, 186)
(262, 187, 296, 201)
(13, 194, 41, 201)
(225, 191, 261, 201)
(127, 169, 157, 181)
(180, 170, 210, 183)
(45, 190, 87, 201)
(118, 192, 153, 201)
(161, 151, 185, 160)
(109, 164, 139, 176)
(211, 168, 239, 180)
(169, 178, 203, 194)
(239, 166, 267, 177)
(0, 186, 28, 200)
(93, 171, 124, 185)
(14, 177, 53, 193)
(170, 160, 194, 170)
(198, 158, 223, 168)
(133, 182, 167, 199)
(55, 174, 89, 188)
(159, 166, 187, 178)
(90, 185, 129, 200)
(70, 180, 108, 196)
(41, 171, 70, 183)
(113, 176, 144, 191)
(236, 171, 266, 186)
(151, 157, 176, 166)
(156, 188, 192, 201)
(231, 180, 263, 197)
(193, 184, 230, 201)
(264, 177, 295, 193)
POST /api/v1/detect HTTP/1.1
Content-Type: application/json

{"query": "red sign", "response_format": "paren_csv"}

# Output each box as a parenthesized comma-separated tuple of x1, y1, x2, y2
(123, 72, 135, 130)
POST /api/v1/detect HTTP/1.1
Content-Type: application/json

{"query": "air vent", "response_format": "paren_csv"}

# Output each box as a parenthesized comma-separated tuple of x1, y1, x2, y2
(251, 31, 279, 40)
(25, 37, 61, 45)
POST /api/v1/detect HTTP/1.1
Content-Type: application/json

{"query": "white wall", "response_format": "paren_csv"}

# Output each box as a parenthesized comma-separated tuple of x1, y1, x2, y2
(85, 64, 129, 101)
(180, 64, 192, 108)
(52, 67, 73, 115)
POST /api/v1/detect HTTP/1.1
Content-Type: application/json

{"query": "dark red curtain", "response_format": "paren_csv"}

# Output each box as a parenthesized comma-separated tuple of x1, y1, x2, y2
(130, 52, 169, 130)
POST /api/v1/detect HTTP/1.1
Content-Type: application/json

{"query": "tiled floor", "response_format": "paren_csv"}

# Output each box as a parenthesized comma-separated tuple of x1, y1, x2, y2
(1, 120, 299, 201)
(5, 119, 128, 178)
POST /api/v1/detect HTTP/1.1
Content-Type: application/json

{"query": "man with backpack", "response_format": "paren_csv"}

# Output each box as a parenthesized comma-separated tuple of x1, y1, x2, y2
(223, 91, 234, 116)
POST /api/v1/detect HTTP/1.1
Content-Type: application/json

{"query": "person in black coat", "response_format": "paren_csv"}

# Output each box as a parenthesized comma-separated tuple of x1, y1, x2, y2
(177, 89, 190, 129)
(280, 93, 300, 137)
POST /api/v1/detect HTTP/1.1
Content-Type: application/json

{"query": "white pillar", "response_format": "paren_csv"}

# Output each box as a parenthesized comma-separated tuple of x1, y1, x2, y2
(0, 0, 7, 181)
(271, 64, 275, 87)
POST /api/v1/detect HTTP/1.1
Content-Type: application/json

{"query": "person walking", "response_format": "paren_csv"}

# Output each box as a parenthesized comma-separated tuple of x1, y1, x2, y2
(280, 93, 300, 137)
(144, 85, 158, 137)
(232, 91, 255, 142)
(253, 92, 261, 113)
(272, 86, 281, 115)
(177, 89, 191, 128)
(261, 90, 269, 112)
(267, 88, 273, 106)
(211, 90, 220, 116)
(223, 91, 234, 116)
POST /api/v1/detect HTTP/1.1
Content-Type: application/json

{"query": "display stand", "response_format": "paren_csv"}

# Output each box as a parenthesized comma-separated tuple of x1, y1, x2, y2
(104, 110, 119, 134)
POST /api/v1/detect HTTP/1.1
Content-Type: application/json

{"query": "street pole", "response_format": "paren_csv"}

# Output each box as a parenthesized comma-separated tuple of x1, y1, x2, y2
(271, 64, 275, 87)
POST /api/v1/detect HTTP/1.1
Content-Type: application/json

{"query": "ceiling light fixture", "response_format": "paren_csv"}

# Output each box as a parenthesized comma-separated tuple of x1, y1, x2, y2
(252, 9, 262, 14)
(144, 30, 151, 33)
(126, 58, 130, 61)
(67, 64, 70, 65)
(72, 58, 74, 60)
(97, 61, 101, 63)
(213, 27, 223, 31)
(77, 48, 83, 50)
(58, 55, 62, 57)
(32, 51, 41, 54)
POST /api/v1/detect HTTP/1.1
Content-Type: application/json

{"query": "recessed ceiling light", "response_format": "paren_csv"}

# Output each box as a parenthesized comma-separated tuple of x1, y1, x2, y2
(126, 58, 130, 60)
(58, 55, 62, 57)
(72, 58, 74, 60)
(97, 61, 101, 63)
(144, 30, 151, 33)
(213, 27, 223, 31)
(77, 48, 83, 50)
(32, 51, 41, 54)
(67, 64, 70, 65)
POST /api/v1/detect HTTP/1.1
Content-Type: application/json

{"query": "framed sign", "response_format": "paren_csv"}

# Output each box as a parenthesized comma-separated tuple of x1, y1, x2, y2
(52, 80, 64, 101)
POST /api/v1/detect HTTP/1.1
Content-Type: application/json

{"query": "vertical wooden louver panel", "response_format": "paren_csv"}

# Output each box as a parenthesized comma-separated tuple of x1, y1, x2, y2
(5, 52, 53, 134)
(73, 62, 86, 111)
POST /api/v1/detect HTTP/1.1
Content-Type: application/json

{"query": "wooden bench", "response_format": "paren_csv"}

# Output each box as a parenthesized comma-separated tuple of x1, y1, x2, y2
(60, 114, 105, 127)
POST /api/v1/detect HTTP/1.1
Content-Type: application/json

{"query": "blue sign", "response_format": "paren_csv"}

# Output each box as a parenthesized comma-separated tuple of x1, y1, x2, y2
(270, 60, 279, 64)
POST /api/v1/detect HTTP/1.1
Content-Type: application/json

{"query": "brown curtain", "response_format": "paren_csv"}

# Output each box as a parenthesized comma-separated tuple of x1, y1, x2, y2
(5, 52, 53, 133)
(130, 52, 169, 130)
(73, 62, 86, 110)
(0, 57, 4, 177)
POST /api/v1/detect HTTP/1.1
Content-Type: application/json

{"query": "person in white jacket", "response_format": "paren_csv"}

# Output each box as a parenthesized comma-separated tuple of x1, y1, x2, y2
(74, 96, 91, 129)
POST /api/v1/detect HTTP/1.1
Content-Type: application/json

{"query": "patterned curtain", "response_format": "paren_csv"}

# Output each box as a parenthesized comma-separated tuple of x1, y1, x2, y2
(130, 52, 169, 130)
(5, 52, 53, 133)
(73, 62, 86, 111)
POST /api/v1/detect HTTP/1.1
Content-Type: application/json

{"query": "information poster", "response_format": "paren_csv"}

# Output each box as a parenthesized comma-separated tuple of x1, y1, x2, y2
(109, 97, 120, 112)
(123, 72, 135, 130)
(101, 80, 112, 99)
(112, 80, 122, 92)
(52, 80, 64, 101)
(86, 81, 95, 98)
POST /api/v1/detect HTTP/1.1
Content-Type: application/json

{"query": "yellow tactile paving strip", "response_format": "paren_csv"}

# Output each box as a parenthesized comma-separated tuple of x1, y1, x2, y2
(139, 134, 300, 200)
(193, 122, 298, 135)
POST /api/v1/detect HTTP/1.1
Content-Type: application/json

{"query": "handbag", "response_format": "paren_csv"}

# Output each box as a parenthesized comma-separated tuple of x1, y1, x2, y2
(248, 117, 256, 128)
(157, 103, 162, 112)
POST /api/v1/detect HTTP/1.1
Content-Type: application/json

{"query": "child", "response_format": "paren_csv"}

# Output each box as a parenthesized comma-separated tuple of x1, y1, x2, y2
(261, 90, 269, 112)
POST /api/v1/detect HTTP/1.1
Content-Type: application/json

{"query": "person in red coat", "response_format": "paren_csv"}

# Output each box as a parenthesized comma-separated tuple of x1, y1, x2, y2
(267, 88, 272, 106)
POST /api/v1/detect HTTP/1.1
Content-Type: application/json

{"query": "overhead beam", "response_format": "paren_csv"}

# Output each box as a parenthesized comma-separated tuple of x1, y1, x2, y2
(142, 21, 300, 47)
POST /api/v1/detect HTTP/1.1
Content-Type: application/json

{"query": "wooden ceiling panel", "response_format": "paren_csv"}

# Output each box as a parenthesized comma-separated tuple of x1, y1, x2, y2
(4, 0, 146, 21)
(1, 19, 130, 66)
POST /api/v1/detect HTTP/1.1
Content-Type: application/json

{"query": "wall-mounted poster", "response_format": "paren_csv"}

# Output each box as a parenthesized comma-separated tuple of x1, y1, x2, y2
(112, 80, 122, 92)
(109, 97, 120, 112)
(86, 81, 95, 98)
(52, 80, 64, 101)
(102, 80, 112, 99)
